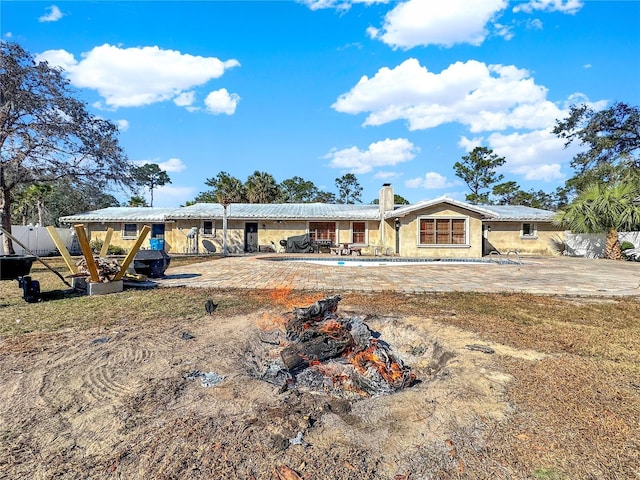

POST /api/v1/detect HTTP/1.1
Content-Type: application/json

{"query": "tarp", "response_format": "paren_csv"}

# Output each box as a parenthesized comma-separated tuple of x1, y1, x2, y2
(286, 234, 316, 253)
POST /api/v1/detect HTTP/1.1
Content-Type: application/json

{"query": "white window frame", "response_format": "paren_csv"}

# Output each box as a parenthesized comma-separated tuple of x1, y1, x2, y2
(521, 222, 538, 239)
(122, 223, 138, 239)
(350, 221, 368, 246)
(417, 216, 469, 247)
(202, 220, 216, 237)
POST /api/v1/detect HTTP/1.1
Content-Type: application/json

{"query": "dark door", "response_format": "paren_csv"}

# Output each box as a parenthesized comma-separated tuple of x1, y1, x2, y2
(151, 223, 166, 250)
(244, 223, 258, 253)
(151, 223, 165, 239)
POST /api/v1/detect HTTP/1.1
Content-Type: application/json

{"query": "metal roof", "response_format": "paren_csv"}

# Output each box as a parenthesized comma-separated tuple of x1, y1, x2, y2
(59, 203, 381, 223)
(384, 196, 555, 221)
(59, 207, 179, 223)
(477, 204, 556, 221)
(385, 196, 497, 219)
(166, 203, 381, 220)
(58, 200, 555, 224)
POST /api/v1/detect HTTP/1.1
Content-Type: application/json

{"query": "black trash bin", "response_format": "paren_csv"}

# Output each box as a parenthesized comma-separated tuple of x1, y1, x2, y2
(133, 250, 171, 278)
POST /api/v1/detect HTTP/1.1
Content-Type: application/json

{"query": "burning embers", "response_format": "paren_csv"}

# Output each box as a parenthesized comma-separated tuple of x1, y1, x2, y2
(251, 295, 415, 398)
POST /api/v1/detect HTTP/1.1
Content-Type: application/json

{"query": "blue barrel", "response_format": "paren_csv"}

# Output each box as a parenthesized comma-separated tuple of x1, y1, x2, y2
(149, 238, 165, 250)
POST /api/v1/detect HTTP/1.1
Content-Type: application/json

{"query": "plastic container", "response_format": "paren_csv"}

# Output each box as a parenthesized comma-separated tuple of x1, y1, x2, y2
(149, 238, 165, 250)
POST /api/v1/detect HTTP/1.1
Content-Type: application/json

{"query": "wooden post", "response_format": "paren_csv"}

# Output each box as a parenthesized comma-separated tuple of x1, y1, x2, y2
(46, 226, 77, 274)
(74, 224, 100, 282)
(99, 228, 114, 258)
(114, 225, 150, 281)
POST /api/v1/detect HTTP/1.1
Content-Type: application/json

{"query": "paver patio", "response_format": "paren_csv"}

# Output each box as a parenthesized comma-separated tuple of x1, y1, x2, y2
(155, 255, 640, 297)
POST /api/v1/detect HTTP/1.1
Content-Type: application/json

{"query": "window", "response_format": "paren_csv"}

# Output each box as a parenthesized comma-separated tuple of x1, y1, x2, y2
(419, 217, 467, 245)
(203, 220, 215, 236)
(522, 223, 537, 238)
(351, 222, 366, 244)
(122, 223, 137, 238)
(309, 222, 336, 243)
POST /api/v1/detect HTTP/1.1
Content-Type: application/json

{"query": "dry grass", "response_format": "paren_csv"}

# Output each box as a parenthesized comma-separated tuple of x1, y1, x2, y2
(1, 257, 639, 479)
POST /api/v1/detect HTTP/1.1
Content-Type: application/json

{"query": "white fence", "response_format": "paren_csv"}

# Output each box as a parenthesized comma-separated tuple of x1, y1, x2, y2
(565, 231, 640, 258)
(0, 225, 77, 256)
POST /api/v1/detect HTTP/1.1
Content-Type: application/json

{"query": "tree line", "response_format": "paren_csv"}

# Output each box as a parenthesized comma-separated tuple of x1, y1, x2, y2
(2, 41, 639, 257)
(186, 171, 364, 206)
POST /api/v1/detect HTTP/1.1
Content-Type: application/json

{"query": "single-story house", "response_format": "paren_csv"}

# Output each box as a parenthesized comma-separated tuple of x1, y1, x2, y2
(59, 184, 563, 257)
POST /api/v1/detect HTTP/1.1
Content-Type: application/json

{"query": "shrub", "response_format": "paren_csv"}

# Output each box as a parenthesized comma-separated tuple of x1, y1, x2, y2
(89, 239, 126, 256)
(620, 241, 635, 251)
(548, 235, 567, 255)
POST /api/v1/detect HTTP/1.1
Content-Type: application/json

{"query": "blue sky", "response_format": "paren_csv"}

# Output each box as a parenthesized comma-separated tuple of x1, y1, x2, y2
(2, 0, 639, 207)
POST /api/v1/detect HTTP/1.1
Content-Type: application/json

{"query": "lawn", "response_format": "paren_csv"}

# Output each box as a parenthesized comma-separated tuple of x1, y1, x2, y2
(0, 256, 638, 479)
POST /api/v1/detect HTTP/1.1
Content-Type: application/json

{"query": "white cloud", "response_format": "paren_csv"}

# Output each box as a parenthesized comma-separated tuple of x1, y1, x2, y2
(174, 91, 195, 107)
(493, 23, 514, 41)
(333, 58, 568, 132)
(325, 138, 418, 174)
(159, 158, 187, 173)
(299, 0, 389, 11)
(39, 5, 63, 22)
(527, 18, 544, 29)
(134, 158, 187, 173)
(513, 0, 583, 14)
(152, 185, 197, 208)
(370, 0, 508, 49)
(583, 63, 592, 69)
(373, 171, 402, 180)
(458, 136, 484, 152)
(406, 172, 457, 189)
(204, 88, 240, 115)
(36, 44, 240, 109)
(486, 129, 573, 181)
(116, 119, 129, 132)
(4, 32, 12, 39)
(35, 49, 76, 70)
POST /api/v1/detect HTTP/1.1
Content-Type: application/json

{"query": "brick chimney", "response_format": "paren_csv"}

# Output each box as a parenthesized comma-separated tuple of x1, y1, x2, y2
(379, 183, 394, 215)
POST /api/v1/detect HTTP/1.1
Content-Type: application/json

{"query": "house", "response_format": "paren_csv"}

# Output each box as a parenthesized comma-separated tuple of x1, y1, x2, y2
(59, 184, 563, 257)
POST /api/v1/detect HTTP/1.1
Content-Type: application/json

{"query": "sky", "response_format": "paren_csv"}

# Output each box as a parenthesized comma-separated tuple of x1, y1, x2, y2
(2, 0, 640, 207)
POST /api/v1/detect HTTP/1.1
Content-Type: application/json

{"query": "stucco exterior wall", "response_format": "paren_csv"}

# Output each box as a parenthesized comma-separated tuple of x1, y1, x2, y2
(78, 212, 561, 258)
(84, 219, 381, 255)
(391, 205, 484, 258)
(86, 222, 179, 252)
(484, 221, 564, 255)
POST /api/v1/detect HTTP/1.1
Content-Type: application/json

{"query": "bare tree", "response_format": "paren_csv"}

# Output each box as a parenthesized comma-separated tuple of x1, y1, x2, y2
(1, 42, 131, 253)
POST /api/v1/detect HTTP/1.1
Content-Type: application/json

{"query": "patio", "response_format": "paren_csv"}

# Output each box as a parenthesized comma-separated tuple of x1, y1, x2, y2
(155, 255, 640, 297)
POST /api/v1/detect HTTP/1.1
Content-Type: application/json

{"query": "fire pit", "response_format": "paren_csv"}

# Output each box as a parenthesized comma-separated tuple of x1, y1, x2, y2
(248, 295, 415, 399)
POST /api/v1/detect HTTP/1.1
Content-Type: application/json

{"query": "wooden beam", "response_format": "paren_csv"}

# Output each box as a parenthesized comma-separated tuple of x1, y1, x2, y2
(45, 226, 77, 274)
(114, 225, 150, 281)
(74, 224, 100, 282)
(99, 228, 114, 258)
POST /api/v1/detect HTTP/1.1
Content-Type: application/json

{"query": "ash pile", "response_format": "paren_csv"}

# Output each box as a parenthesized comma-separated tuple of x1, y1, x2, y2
(249, 295, 415, 399)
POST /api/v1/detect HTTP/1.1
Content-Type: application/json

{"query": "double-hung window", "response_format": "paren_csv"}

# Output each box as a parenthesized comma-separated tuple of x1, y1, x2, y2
(351, 222, 366, 245)
(202, 220, 215, 236)
(521, 223, 537, 238)
(122, 223, 137, 239)
(419, 217, 467, 245)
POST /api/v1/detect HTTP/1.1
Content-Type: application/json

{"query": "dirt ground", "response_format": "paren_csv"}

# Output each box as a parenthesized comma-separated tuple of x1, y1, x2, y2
(1, 300, 546, 479)
(1, 255, 639, 479)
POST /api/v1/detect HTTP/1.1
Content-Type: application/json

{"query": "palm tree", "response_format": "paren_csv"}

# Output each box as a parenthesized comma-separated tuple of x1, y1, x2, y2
(246, 171, 278, 203)
(555, 182, 640, 260)
(127, 195, 148, 207)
